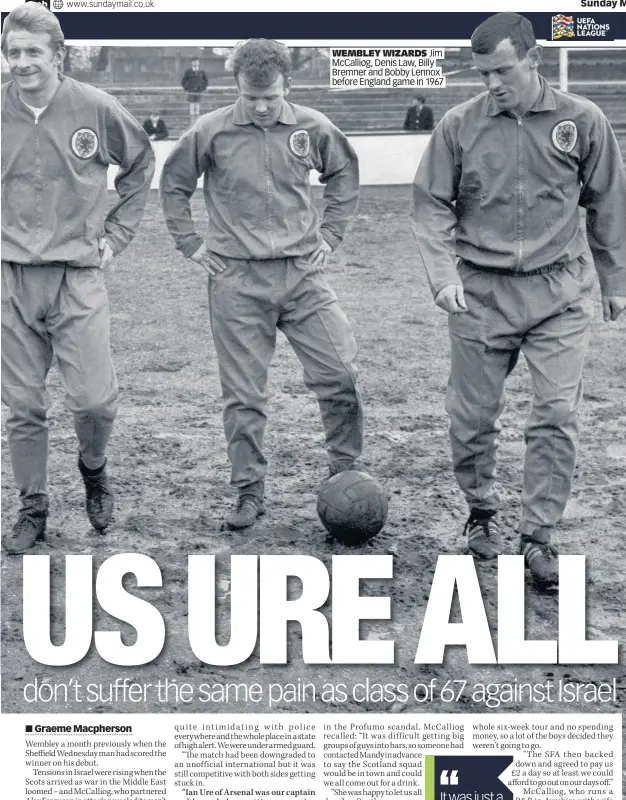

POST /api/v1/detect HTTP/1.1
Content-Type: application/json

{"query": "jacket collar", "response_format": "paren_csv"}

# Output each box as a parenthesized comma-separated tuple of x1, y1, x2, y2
(8, 71, 65, 114)
(232, 97, 297, 126)
(486, 75, 557, 117)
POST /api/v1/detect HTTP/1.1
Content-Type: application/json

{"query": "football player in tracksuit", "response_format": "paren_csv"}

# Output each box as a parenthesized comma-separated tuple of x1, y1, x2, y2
(410, 12, 626, 590)
(161, 38, 363, 531)
(1, 4, 155, 553)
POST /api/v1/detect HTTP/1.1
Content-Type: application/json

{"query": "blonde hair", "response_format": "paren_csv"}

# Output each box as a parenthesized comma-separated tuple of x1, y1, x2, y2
(1, 3, 65, 55)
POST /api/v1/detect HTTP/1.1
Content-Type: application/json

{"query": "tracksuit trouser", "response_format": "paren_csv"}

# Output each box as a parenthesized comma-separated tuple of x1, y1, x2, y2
(1, 263, 119, 514)
(208, 256, 364, 496)
(446, 254, 595, 544)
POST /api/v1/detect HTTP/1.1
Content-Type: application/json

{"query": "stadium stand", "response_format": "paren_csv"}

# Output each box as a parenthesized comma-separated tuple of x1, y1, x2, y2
(106, 81, 626, 164)
(99, 47, 626, 161)
(2, 46, 624, 160)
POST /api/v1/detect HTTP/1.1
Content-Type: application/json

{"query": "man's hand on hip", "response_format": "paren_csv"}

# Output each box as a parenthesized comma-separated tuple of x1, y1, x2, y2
(98, 237, 114, 271)
(602, 296, 626, 322)
(434, 284, 468, 314)
(308, 239, 333, 267)
(189, 242, 228, 277)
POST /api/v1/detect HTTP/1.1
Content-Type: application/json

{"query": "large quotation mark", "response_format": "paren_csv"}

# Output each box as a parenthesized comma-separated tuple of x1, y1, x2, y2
(440, 770, 459, 785)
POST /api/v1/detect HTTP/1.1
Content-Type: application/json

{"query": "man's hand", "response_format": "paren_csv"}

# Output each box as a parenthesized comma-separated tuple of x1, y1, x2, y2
(308, 239, 333, 267)
(602, 296, 626, 322)
(98, 237, 114, 271)
(189, 242, 228, 277)
(434, 284, 468, 314)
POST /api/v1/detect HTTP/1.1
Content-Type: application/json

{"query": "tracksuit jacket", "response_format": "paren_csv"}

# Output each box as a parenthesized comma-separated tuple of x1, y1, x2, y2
(410, 77, 626, 298)
(160, 98, 359, 259)
(1, 74, 155, 267)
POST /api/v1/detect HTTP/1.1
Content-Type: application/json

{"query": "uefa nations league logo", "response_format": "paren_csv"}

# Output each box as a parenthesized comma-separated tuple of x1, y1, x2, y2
(552, 15, 575, 39)
(551, 13, 612, 41)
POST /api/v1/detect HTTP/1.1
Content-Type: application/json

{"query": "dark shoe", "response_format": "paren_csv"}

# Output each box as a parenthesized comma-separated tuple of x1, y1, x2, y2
(521, 539, 559, 590)
(3, 509, 47, 554)
(226, 495, 265, 530)
(79, 458, 114, 531)
(463, 509, 502, 559)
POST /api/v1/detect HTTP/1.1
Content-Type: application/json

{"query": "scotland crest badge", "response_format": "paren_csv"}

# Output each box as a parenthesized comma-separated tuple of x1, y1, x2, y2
(551, 120, 578, 154)
(71, 128, 99, 159)
(289, 129, 310, 158)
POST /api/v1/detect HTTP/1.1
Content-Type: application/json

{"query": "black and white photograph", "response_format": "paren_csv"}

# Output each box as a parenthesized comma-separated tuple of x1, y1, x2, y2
(1, 2, 624, 780)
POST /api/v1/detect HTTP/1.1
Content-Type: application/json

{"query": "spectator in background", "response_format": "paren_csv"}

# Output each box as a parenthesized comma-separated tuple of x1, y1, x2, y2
(181, 56, 208, 124)
(403, 93, 434, 131)
(143, 110, 169, 140)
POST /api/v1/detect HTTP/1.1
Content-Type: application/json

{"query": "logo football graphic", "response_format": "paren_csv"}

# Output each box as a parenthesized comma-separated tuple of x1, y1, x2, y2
(317, 470, 388, 545)
(552, 15, 575, 40)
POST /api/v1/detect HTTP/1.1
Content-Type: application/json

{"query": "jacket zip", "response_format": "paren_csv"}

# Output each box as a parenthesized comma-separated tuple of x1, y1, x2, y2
(22, 100, 54, 244)
(34, 114, 43, 245)
(263, 128, 275, 257)
(516, 115, 524, 270)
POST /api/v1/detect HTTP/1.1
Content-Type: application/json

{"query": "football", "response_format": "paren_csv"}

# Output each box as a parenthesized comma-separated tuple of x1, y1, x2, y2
(317, 470, 388, 545)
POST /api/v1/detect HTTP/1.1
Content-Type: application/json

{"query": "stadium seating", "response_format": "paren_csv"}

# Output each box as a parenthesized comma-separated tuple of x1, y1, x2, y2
(107, 81, 626, 163)
(5, 44, 620, 158)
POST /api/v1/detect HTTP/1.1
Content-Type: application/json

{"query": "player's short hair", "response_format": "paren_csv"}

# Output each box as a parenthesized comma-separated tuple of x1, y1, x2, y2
(414, 93, 426, 103)
(1, 3, 65, 55)
(230, 39, 292, 87)
(471, 12, 536, 59)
